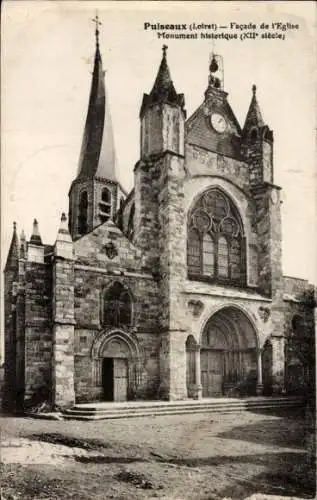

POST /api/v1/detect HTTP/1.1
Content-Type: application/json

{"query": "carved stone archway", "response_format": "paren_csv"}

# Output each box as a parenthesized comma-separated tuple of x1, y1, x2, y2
(200, 306, 259, 397)
(91, 329, 142, 401)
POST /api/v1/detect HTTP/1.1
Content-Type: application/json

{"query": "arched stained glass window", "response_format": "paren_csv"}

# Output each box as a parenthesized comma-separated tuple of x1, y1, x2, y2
(103, 282, 132, 327)
(78, 191, 88, 235)
(203, 233, 215, 276)
(187, 188, 245, 285)
(187, 228, 200, 275)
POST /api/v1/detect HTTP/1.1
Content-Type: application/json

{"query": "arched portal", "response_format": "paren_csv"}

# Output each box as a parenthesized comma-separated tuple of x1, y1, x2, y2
(201, 307, 258, 397)
(91, 330, 142, 402)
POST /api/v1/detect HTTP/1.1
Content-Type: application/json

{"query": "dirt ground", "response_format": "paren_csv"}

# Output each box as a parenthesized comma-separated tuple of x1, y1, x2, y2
(1, 407, 315, 500)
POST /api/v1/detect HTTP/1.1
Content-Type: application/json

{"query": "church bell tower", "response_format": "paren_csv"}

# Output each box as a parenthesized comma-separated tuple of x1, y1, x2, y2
(68, 16, 125, 240)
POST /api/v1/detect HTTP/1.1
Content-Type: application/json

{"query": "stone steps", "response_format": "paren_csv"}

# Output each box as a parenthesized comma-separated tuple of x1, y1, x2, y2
(62, 396, 303, 421)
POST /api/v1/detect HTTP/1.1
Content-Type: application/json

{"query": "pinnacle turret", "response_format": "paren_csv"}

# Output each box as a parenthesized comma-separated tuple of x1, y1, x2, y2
(5, 221, 19, 271)
(20, 229, 27, 259)
(243, 84, 265, 131)
(140, 45, 185, 118)
(30, 219, 42, 246)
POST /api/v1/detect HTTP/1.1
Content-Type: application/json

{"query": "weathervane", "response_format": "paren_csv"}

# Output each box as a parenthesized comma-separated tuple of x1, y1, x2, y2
(162, 44, 168, 57)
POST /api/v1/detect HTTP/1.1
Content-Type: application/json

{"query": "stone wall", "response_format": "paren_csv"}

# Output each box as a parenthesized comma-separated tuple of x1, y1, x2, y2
(72, 225, 161, 402)
(52, 255, 75, 408)
(134, 158, 160, 271)
(23, 261, 52, 407)
(157, 153, 187, 399)
(185, 144, 249, 191)
(3, 261, 18, 411)
(282, 277, 315, 395)
(74, 220, 145, 272)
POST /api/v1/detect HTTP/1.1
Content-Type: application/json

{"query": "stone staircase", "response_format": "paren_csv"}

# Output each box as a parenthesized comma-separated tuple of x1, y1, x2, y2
(62, 395, 303, 421)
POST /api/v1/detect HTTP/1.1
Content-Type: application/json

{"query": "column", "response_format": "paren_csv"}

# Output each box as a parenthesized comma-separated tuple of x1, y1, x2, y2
(194, 346, 202, 399)
(256, 348, 263, 395)
(271, 336, 286, 394)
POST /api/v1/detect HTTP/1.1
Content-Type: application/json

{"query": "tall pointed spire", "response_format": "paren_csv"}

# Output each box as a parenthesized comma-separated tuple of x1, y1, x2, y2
(243, 84, 264, 130)
(5, 222, 19, 271)
(77, 15, 117, 181)
(140, 45, 185, 118)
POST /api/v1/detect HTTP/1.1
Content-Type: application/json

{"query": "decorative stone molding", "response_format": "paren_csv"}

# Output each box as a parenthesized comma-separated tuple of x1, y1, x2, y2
(102, 241, 118, 259)
(188, 299, 204, 317)
(74, 284, 86, 298)
(258, 306, 271, 323)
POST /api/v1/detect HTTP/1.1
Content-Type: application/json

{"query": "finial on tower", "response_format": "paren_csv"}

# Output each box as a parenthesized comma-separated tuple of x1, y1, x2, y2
(252, 84, 257, 96)
(20, 229, 26, 259)
(55, 212, 72, 252)
(207, 52, 223, 91)
(57, 212, 71, 239)
(13, 221, 17, 232)
(92, 13, 102, 47)
(162, 44, 168, 58)
(30, 218, 42, 246)
(209, 54, 219, 73)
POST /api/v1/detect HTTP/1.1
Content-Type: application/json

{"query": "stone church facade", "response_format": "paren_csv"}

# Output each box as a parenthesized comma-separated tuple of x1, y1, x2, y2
(3, 26, 315, 410)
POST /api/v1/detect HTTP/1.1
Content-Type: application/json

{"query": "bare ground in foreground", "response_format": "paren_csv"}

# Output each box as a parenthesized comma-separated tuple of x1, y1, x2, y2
(1, 407, 315, 500)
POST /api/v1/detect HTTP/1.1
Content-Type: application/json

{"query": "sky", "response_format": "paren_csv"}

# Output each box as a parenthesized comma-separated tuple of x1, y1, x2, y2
(1, 1, 316, 354)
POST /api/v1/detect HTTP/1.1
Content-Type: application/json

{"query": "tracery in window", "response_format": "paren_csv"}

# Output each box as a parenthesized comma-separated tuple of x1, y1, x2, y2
(78, 191, 88, 235)
(187, 188, 245, 284)
(102, 282, 132, 327)
(187, 228, 200, 275)
(218, 236, 229, 277)
(99, 187, 112, 224)
(230, 239, 241, 280)
(202, 233, 215, 277)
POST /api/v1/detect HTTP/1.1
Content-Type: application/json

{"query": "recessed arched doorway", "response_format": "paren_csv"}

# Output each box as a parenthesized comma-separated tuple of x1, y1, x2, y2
(201, 307, 258, 397)
(91, 330, 142, 402)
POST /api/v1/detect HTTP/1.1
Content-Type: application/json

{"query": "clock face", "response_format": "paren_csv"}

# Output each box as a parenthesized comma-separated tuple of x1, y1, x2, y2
(210, 113, 227, 133)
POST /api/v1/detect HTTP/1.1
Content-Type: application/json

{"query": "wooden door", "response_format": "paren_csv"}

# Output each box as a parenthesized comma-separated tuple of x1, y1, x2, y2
(113, 358, 128, 402)
(201, 350, 223, 397)
(102, 358, 114, 401)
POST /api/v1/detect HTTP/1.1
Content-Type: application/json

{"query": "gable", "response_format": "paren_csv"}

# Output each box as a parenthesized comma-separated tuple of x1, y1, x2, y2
(185, 100, 243, 160)
(74, 220, 143, 272)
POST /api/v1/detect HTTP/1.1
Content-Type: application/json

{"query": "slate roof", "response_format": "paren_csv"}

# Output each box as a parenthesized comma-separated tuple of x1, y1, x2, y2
(77, 39, 117, 181)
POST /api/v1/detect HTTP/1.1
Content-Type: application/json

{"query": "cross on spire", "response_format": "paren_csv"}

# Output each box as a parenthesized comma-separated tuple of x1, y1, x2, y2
(162, 44, 168, 57)
(92, 13, 102, 46)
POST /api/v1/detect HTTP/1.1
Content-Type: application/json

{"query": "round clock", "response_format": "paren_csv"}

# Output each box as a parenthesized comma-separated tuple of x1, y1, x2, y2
(210, 113, 227, 133)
